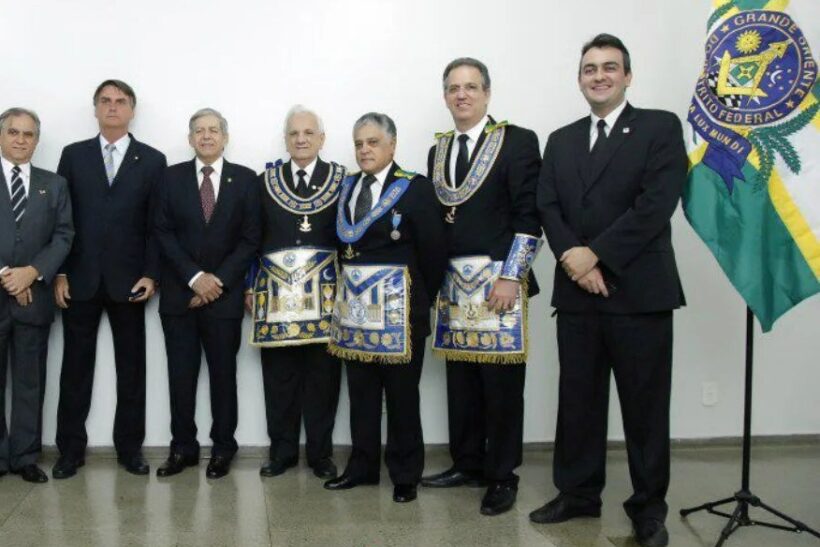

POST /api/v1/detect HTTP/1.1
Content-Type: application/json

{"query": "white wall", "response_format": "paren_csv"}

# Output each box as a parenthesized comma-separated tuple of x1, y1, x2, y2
(3, 0, 819, 448)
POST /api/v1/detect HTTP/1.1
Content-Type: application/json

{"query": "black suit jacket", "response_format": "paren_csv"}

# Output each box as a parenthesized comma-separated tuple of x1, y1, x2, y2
(57, 135, 166, 301)
(0, 166, 74, 325)
(537, 103, 687, 313)
(427, 118, 542, 296)
(259, 158, 341, 253)
(339, 163, 448, 337)
(155, 159, 261, 319)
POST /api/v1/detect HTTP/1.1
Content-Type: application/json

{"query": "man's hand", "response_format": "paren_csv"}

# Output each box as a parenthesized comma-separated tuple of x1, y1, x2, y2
(560, 246, 598, 281)
(189, 295, 205, 309)
(15, 287, 33, 307)
(576, 267, 609, 297)
(1, 266, 39, 295)
(54, 275, 71, 309)
(129, 277, 156, 303)
(487, 278, 519, 314)
(192, 273, 223, 303)
(244, 292, 254, 315)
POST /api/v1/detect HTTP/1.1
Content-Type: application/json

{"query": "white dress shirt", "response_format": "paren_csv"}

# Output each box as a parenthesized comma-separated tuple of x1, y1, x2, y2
(348, 162, 392, 220)
(195, 156, 224, 200)
(449, 114, 489, 188)
(589, 100, 628, 150)
(189, 156, 225, 288)
(99, 133, 131, 176)
(290, 158, 318, 192)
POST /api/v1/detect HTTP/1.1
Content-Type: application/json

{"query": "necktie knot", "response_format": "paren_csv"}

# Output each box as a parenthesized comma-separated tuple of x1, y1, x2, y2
(296, 169, 307, 179)
(201, 165, 215, 177)
(458, 134, 469, 144)
(362, 174, 377, 187)
(105, 143, 116, 154)
(597, 119, 607, 133)
(12, 165, 21, 176)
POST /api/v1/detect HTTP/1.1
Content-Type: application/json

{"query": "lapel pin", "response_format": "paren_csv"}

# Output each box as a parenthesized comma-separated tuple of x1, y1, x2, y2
(39, 189, 47, 194)
(623, 127, 631, 134)
(227, 177, 233, 183)
(134, 155, 140, 161)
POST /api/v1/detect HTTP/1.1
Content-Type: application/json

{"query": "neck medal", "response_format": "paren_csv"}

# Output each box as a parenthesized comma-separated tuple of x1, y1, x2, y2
(265, 160, 346, 232)
(431, 121, 507, 211)
(336, 170, 414, 245)
(390, 210, 402, 241)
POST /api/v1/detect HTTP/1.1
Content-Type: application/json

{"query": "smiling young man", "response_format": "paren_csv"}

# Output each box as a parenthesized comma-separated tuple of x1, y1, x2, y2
(422, 58, 543, 517)
(245, 106, 346, 481)
(533, 34, 687, 547)
(154, 108, 260, 479)
(53, 80, 167, 479)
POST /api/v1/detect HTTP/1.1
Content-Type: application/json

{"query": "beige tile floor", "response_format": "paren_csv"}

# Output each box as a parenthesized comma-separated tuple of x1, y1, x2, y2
(0, 443, 817, 546)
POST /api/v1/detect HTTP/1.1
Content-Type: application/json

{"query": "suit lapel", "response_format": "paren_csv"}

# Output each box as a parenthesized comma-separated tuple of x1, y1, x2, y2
(584, 103, 637, 195)
(208, 160, 235, 226)
(111, 137, 140, 187)
(570, 119, 592, 188)
(19, 169, 47, 231)
(87, 139, 111, 192)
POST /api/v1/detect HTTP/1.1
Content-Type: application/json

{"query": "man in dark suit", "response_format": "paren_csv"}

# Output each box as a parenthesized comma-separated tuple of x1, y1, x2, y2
(323, 113, 447, 504)
(421, 57, 543, 517)
(0, 108, 73, 483)
(52, 80, 167, 478)
(532, 35, 687, 547)
(155, 108, 260, 479)
(246, 106, 344, 480)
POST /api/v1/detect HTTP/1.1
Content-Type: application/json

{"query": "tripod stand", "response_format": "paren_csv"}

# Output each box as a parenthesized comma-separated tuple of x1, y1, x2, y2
(679, 307, 820, 546)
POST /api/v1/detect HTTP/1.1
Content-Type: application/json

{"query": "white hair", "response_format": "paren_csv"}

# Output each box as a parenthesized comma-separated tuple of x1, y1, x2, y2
(283, 105, 325, 135)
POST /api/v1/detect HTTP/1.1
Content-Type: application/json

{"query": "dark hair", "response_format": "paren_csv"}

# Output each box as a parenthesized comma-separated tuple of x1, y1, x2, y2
(93, 79, 137, 107)
(353, 112, 397, 139)
(580, 34, 631, 75)
(442, 57, 491, 91)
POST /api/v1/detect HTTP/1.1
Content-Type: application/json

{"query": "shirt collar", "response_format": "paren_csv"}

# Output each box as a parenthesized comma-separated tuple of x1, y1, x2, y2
(291, 157, 318, 180)
(1, 156, 31, 179)
(590, 100, 627, 134)
(196, 156, 224, 178)
(455, 114, 490, 143)
(365, 162, 394, 186)
(99, 133, 131, 152)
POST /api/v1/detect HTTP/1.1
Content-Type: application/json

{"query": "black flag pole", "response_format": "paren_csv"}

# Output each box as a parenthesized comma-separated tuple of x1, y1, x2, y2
(679, 307, 820, 546)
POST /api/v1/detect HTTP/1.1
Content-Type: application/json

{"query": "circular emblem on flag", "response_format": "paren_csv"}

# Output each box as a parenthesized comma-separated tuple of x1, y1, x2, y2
(697, 10, 813, 126)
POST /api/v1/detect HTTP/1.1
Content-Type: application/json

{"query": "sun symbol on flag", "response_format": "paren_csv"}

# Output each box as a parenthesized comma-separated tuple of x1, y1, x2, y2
(736, 30, 762, 54)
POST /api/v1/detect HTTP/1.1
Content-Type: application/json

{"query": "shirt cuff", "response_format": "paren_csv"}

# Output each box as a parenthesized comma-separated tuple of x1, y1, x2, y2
(189, 271, 205, 288)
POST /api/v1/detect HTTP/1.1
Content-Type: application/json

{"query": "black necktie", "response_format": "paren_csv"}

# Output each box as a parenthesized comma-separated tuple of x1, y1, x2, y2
(10, 166, 26, 227)
(296, 169, 310, 198)
(354, 174, 377, 223)
(455, 134, 470, 188)
(589, 119, 608, 160)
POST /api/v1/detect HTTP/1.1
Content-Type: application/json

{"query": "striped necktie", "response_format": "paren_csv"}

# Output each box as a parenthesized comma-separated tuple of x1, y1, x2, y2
(104, 143, 117, 185)
(10, 166, 26, 227)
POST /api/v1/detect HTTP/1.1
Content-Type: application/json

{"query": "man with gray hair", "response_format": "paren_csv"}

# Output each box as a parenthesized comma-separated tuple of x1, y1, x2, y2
(245, 105, 346, 480)
(0, 107, 73, 483)
(154, 107, 260, 479)
(323, 112, 447, 503)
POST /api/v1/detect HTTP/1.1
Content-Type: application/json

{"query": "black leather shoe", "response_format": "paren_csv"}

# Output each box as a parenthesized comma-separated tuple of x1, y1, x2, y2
(480, 484, 518, 516)
(52, 456, 85, 479)
(156, 453, 199, 477)
(323, 473, 379, 490)
(393, 484, 417, 503)
(206, 456, 232, 479)
(118, 454, 150, 475)
(421, 467, 486, 488)
(634, 518, 669, 547)
(13, 464, 48, 483)
(311, 458, 337, 480)
(259, 457, 297, 478)
(529, 495, 601, 524)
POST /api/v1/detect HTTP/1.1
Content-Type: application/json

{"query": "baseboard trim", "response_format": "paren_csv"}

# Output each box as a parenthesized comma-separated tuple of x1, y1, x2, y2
(39, 434, 819, 459)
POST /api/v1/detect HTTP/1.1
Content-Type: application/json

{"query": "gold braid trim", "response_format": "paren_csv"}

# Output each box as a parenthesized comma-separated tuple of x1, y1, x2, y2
(327, 268, 413, 365)
(432, 276, 530, 365)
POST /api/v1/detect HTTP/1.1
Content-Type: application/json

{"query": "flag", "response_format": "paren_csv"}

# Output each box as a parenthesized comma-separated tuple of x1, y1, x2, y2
(683, 0, 820, 331)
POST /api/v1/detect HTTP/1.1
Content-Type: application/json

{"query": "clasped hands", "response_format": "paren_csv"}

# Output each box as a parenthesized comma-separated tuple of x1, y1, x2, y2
(2, 266, 38, 307)
(560, 246, 609, 298)
(189, 273, 224, 308)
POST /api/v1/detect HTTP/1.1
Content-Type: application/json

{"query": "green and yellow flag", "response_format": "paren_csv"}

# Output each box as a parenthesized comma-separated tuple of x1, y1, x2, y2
(684, 0, 820, 331)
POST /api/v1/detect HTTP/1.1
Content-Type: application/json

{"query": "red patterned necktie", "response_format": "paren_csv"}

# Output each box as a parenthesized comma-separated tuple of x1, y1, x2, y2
(200, 165, 216, 223)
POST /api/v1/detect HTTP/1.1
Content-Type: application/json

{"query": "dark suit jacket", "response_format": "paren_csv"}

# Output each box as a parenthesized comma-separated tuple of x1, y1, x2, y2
(537, 103, 688, 313)
(259, 158, 341, 253)
(339, 163, 448, 337)
(427, 118, 542, 296)
(57, 134, 166, 301)
(0, 165, 74, 325)
(155, 159, 261, 318)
